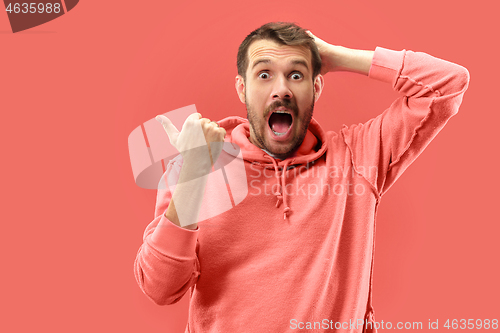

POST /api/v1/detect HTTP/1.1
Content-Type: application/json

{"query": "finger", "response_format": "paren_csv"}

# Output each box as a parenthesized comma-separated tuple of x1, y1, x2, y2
(307, 31, 326, 45)
(156, 115, 179, 139)
(187, 112, 202, 121)
(213, 126, 226, 140)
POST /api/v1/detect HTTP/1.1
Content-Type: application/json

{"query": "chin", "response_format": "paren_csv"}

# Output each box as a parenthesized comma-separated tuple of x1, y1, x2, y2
(264, 129, 301, 157)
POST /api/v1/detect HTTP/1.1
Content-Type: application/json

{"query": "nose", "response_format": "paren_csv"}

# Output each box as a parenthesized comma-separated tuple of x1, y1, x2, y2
(271, 74, 293, 100)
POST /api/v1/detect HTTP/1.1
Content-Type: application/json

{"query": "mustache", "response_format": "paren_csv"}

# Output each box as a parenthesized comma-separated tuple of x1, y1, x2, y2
(264, 100, 298, 119)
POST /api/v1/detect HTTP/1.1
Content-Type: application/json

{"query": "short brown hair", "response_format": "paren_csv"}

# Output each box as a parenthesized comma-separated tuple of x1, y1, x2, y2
(237, 22, 322, 81)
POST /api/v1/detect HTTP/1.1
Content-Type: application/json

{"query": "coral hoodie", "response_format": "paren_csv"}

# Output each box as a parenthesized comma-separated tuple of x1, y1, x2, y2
(134, 47, 469, 332)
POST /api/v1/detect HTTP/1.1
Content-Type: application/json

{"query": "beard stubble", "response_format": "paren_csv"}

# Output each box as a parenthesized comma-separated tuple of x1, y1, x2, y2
(245, 92, 315, 159)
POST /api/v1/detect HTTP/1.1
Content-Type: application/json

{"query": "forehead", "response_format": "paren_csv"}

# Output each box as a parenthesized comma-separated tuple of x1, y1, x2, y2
(247, 39, 312, 71)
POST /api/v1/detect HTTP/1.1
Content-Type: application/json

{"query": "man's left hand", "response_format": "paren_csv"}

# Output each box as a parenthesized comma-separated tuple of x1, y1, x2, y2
(306, 30, 374, 76)
(306, 30, 337, 75)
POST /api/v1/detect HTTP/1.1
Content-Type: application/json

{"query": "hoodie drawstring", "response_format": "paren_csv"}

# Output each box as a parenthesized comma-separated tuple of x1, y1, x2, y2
(263, 155, 292, 220)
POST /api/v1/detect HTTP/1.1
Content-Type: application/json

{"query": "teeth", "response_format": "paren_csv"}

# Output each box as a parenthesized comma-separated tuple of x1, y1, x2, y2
(272, 129, 287, 136)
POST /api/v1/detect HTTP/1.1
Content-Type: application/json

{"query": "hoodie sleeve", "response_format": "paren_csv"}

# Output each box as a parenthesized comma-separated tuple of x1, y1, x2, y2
(134, 159, 200, 305)
(341, 46, 470, 196)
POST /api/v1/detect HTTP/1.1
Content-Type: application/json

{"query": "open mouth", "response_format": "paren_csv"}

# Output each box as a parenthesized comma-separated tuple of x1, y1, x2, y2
(268, 110, 293, 136)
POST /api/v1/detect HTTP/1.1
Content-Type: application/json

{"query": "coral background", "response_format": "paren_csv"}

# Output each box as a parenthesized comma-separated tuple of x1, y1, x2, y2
(1, 1, 498, 332)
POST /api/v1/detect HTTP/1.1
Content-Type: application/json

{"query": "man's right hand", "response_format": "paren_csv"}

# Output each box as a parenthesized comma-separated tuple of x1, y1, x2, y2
(155, 112, 227, 228)
(156, 113, 226, 168)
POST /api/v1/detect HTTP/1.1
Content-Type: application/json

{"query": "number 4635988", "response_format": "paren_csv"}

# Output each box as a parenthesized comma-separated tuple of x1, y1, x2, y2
(443, 319, 498, 329)
(5, 3, 61, 14)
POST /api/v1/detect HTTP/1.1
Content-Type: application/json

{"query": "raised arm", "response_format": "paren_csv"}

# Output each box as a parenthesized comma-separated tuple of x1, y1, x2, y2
(307, 30, 470, 195)
(134, 113, 226, 305)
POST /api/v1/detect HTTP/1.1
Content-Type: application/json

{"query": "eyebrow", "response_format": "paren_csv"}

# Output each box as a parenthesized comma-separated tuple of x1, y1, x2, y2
(251, 58, 310, 71)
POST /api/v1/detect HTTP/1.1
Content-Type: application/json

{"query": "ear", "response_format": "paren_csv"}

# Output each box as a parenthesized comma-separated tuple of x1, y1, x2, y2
(235, 75, 246, 104)
(313, 74, 325, 103)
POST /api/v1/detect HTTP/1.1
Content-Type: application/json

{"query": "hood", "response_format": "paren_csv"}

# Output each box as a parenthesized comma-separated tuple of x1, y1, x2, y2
(217, 116, 328, 219)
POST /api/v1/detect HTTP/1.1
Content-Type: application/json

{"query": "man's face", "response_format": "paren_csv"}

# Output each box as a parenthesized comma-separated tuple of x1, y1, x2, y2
(235, 39, 324, 159)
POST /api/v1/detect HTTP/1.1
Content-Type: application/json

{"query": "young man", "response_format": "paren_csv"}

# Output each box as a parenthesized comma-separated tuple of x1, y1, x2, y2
(134, 22, 469, 332)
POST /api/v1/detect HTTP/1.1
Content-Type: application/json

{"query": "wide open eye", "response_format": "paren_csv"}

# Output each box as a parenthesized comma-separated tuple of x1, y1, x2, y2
(290, 72, 303, 80)
(258, 72, 270, 79)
